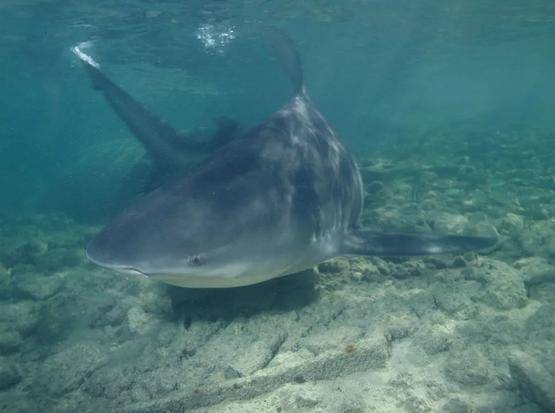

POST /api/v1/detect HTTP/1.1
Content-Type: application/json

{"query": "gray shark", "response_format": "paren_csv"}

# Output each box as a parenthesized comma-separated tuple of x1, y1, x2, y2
(75, 36, 495, 288)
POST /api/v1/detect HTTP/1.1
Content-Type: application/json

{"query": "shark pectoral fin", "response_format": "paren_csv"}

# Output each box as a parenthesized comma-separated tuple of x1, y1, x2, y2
(72, 45, 208, 173)
(341, 230, 497, 257)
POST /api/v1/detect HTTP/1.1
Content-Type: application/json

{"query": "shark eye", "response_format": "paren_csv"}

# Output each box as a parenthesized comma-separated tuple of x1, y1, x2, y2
(188, 255, 203, 266)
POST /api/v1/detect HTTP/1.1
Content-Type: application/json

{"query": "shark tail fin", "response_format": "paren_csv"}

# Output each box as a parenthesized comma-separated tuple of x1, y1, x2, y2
(341, 230, 497, 257)
(266, 29, 304, 96)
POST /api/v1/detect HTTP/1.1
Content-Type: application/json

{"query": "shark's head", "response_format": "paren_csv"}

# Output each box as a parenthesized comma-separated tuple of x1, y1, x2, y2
(86, 197, 278, 288)
(87, 228, 262, 288)
(85, 150, 318, 288)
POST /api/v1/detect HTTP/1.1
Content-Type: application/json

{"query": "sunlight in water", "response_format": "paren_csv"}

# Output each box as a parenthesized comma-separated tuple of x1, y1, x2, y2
(195, 23, 236, 54)
(71, 41, 100, 68)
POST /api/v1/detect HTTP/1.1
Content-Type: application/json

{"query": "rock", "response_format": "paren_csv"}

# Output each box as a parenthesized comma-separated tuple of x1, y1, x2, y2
(451, 256, 467, 268)
(95, 334, 388, 412)
(433, 284, 478, 320)
(520, 220, 555, 258)
(0, 361, 22, 390)
(127, 306, 156, 335)
(229, 332, 287, 376)
(349, 258, 382, 282)
(303, 326, 363, 355)
(498, 213, 524, 236)
(318, 258, 349, 274)
(430, 212, 469, 234)
(423, 256, 449, 269)
(37, 247, 83, 272)
(0, 328, 22, 354)
(36, 344, 107, 396)
(389, 261, 425, 279)
(278, 385, 321, 411)
(384, 313, 419, 341)
(414, 324, 453, 355)
(281, 334, 390, 381)
(406, 289, 439, 319)
(514, 257, 555, 287)
(509, 350, 555, 412)
(81, 355, 139, 400)
(278, 383, 368, 413)
(463, 260, 527, 310)
(7, 240, 47, 267)
(0, 301, 40, 337)
(442, 398, 470, 413)
(366, 180, 385, 194)
(444, 349, 492, 386)
(14, 272, 65, 300)
(526, 304, 555, 341)
(87, 296, 125, 328)
(402, 393, 433, 413)
(335, 399, 367, 413)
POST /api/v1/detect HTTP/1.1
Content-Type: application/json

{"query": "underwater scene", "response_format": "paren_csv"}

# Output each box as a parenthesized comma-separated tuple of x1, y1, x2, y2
(1, 0, 555, 411)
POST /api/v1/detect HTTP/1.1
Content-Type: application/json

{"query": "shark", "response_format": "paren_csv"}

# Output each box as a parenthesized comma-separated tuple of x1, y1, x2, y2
(74, 34, 495, 288)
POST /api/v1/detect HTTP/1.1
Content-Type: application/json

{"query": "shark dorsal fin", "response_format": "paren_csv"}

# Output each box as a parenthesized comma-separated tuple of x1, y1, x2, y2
(266, 29, 304, 96)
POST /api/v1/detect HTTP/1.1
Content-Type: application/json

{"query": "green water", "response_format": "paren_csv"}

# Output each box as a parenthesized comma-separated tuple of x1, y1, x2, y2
(2, 0, 555, 220)
(0, 1, 554, 412)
